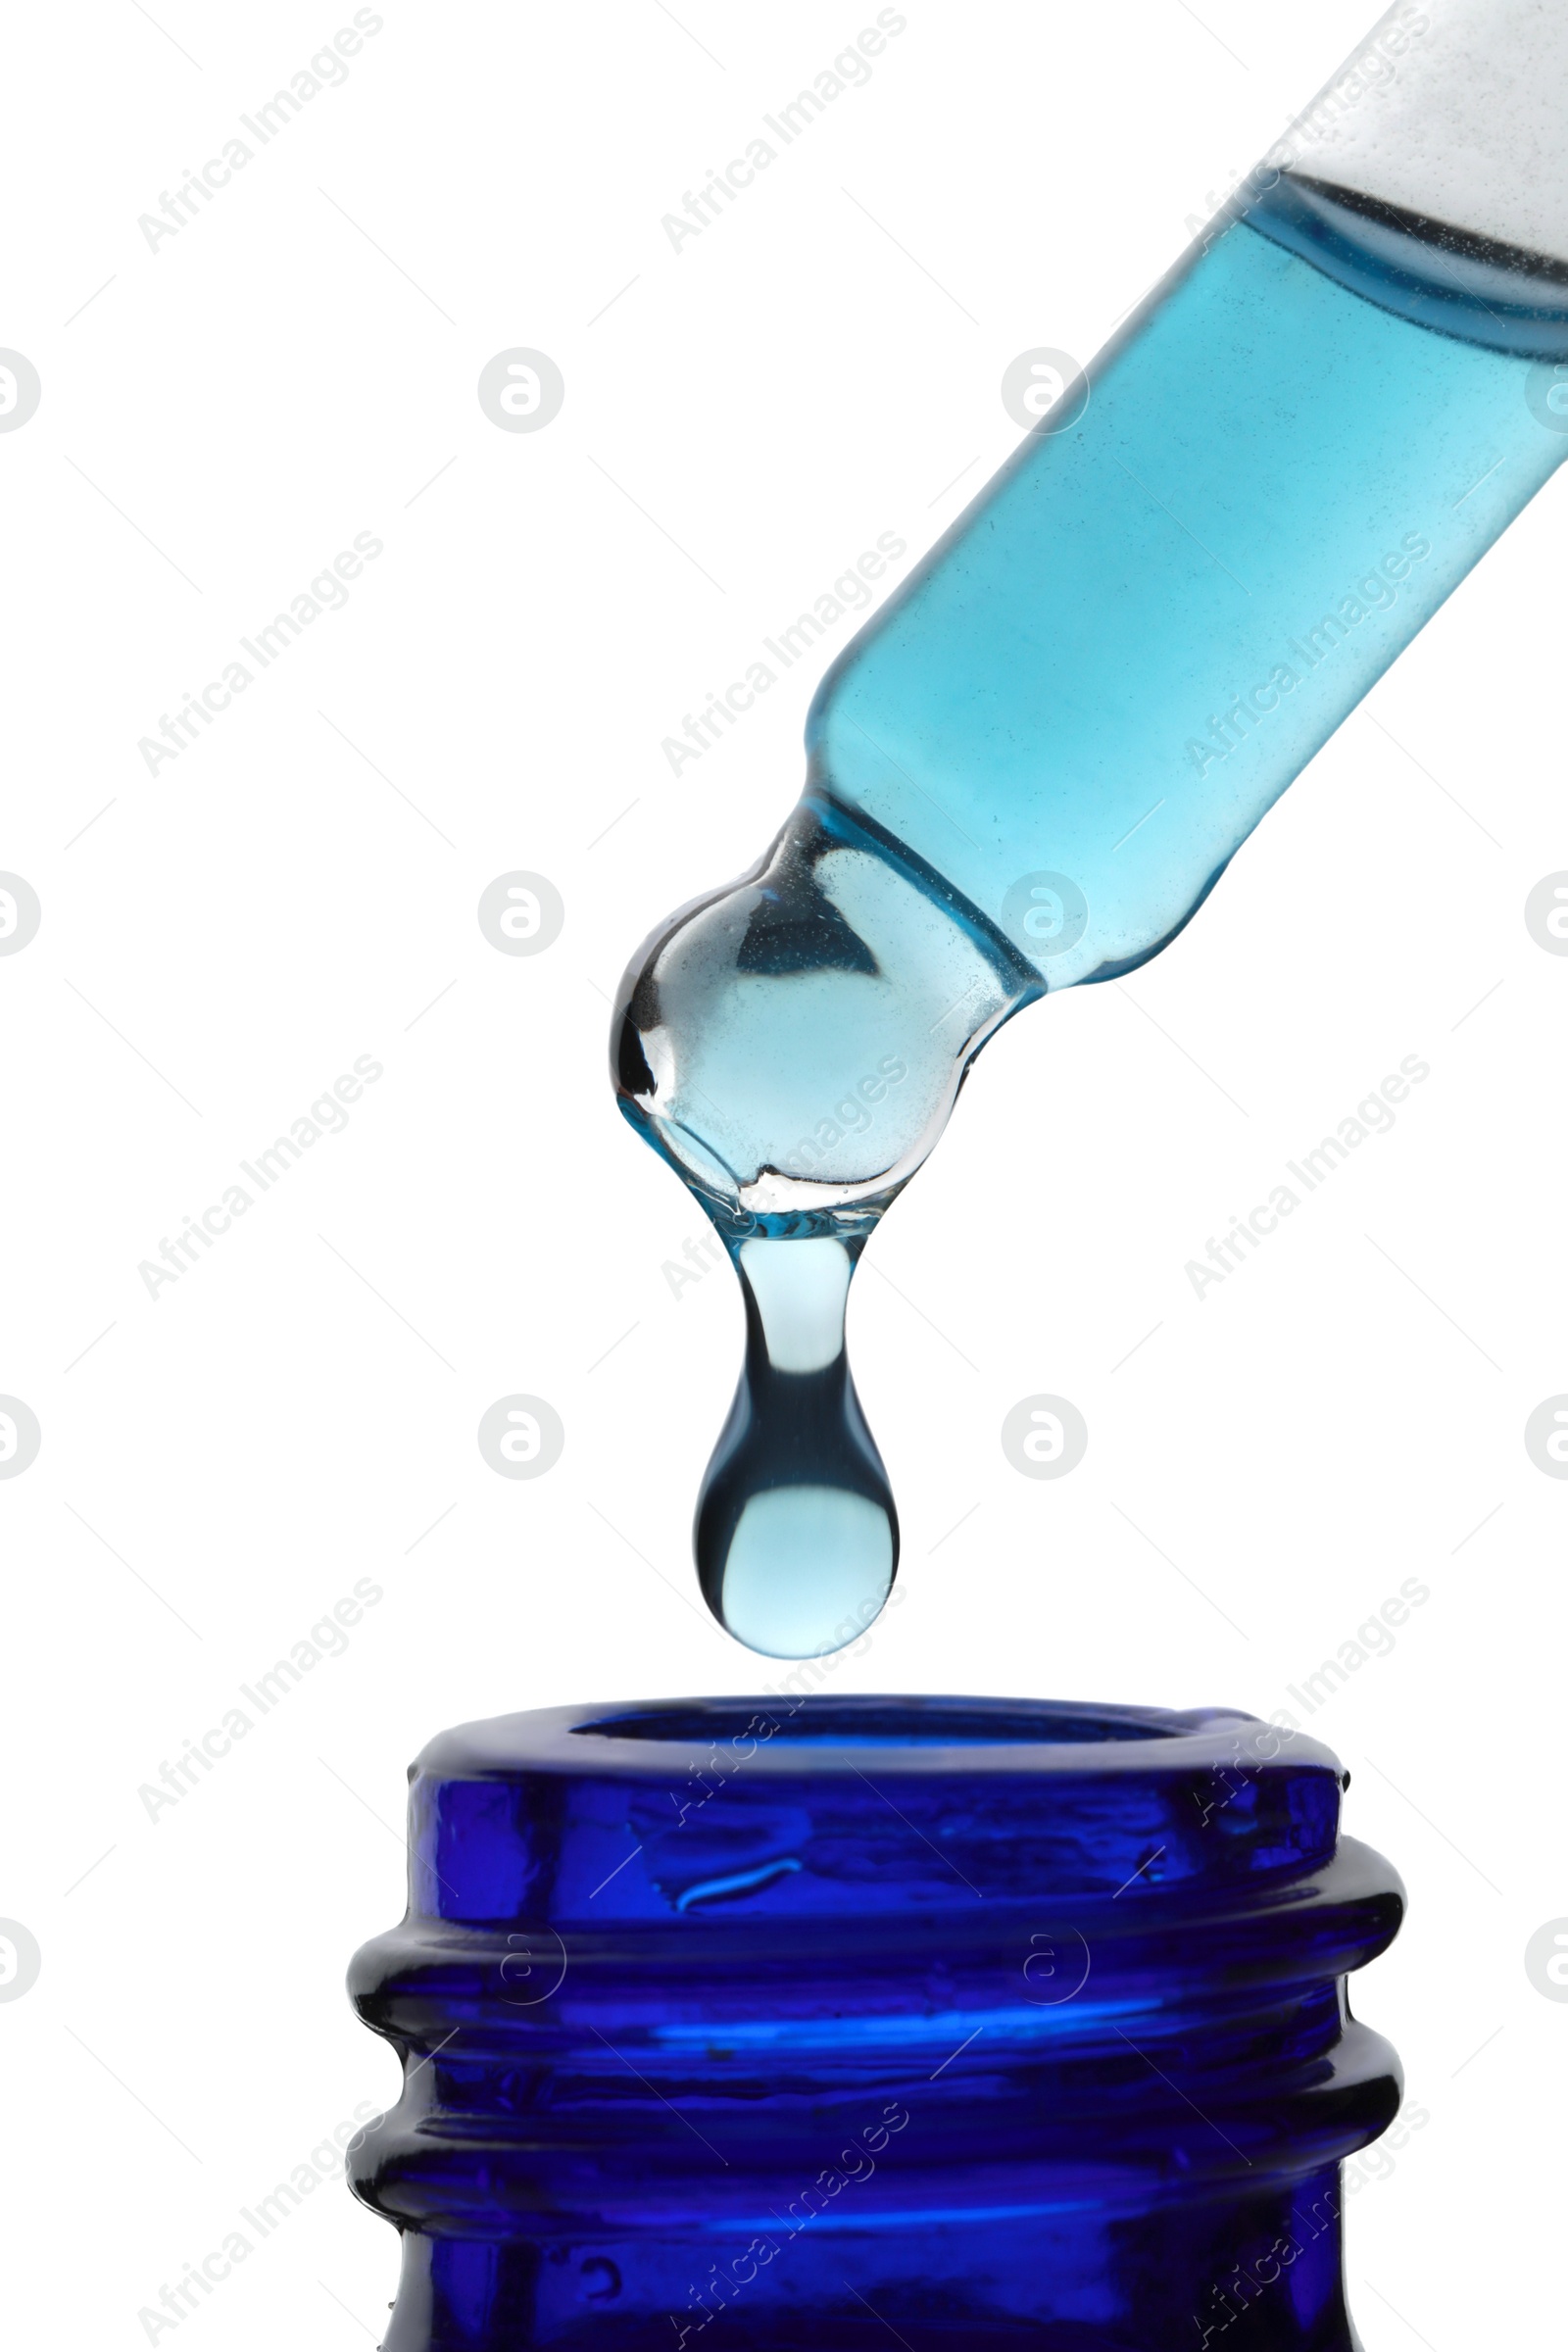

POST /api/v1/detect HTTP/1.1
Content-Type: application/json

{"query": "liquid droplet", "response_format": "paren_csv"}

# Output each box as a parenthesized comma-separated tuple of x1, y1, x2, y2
(695, 1237, 897, 1659)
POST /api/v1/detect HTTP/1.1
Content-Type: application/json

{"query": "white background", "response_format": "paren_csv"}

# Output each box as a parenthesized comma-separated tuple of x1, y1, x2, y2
(1, 1, 1563, 2343)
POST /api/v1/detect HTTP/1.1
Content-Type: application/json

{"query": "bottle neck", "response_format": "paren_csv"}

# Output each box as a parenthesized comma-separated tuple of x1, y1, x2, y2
(352, 1698, 1401, 2352)
(383, 2170, 1361, 2349)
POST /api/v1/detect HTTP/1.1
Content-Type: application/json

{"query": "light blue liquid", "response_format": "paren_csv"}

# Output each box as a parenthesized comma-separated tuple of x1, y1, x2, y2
(613, 183, 1568, 1658)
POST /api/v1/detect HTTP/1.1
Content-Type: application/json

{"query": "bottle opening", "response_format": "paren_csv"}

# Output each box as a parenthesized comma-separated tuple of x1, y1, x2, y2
(568, 1696, 1198, 1748)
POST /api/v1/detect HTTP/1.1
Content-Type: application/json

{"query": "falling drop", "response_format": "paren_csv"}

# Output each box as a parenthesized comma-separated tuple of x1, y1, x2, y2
(695, 1235, 897, 1658)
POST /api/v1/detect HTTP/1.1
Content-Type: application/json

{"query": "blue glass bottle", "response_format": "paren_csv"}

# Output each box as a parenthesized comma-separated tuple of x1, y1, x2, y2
(349, 1695, 1402, 2349)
